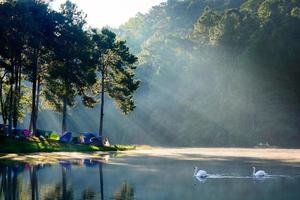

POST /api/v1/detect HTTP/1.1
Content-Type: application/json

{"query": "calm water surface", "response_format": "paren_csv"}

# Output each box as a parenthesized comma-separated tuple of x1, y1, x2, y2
(1, 148, 300, 200)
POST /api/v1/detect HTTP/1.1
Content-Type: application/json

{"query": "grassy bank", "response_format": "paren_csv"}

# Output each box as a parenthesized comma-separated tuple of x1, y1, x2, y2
(0, 135, 136, 153)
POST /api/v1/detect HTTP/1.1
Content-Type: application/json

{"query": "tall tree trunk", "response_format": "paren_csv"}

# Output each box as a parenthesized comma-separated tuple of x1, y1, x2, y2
(16, 60, 21, 125)
(0, 82, 4, 123)
(62, 95, 67, 134)
(30, 48, 38, 134)
(35, 75, 41, 131)
(0, 74, 7, 124)
(8, 56, 15, 134)
(14, 56, 22, 128)
(1, 89, 9, 125)
(98, 70, 105, 138)
(12, 56, 20, 128)
(8, 85, 13, 133)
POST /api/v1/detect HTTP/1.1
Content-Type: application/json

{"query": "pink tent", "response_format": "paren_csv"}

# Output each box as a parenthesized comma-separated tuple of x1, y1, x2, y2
(22, 129, 32, 137)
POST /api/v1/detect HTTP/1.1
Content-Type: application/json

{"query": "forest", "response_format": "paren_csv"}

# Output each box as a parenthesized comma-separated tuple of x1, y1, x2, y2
(0, 0, 140, 139)
(1, 0, 300, 147)
(113, 0, 300, 146)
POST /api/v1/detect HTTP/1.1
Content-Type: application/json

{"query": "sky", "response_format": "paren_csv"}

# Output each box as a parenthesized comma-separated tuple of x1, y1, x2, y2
(51, 0, 166, 28)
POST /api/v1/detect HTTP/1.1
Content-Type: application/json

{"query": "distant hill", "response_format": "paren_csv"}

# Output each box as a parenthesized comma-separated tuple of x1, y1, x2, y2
(39, 0, 300, 147)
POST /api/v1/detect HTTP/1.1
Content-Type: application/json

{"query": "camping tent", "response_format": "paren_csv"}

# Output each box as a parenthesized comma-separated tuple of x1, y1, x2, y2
(49, 131, 60, 140)
(82, 132, 97, 144)
(22, 129, 31, 137)
(60, 132, 72, 143)
(12, 128, 31, 137)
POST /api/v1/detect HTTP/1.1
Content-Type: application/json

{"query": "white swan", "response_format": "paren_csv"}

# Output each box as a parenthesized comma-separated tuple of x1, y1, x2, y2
(194, 167, 208, 178)
(252, 166, 267, 177)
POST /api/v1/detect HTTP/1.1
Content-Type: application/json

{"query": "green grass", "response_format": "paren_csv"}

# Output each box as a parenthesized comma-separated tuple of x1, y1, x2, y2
(0, 135, 136, 153)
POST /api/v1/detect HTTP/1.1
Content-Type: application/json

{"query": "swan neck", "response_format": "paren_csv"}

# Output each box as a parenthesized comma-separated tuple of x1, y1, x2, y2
(194, 167, 198, 176)
(252, 167, 255, 175)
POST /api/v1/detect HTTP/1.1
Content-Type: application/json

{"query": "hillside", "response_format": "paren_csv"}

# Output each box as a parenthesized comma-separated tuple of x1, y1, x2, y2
(38, 0, 300, 147)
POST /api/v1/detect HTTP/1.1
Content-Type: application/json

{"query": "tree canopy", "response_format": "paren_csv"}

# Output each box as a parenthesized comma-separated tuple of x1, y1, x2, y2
(113, 0, 300, 146)
(0, 0, 140, 136)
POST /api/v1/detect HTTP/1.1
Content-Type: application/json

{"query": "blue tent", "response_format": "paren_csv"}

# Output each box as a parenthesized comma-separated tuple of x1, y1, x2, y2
(82, 132, 97, 144)
(12, 128, 23, 135)
(60, 132, 72, 143)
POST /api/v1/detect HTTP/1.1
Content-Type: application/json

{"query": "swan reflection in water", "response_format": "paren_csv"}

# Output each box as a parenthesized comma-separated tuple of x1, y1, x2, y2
(194, 175, 207, 183)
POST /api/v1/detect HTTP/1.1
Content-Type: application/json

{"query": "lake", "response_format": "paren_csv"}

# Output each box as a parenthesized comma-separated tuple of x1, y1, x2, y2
(1, 148, 300, 200)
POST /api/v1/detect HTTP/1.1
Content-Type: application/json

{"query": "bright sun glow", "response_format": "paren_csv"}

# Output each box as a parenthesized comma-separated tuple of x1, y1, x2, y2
(51, 0, 166, 28)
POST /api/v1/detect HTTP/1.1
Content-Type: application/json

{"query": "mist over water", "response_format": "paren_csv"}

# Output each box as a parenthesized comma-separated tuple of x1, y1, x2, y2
(1, 148, 300, 200)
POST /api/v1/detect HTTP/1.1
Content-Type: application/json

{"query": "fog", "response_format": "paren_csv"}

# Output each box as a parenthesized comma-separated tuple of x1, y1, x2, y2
(33, 49, 300, 147)
(29, 0, 300, 147)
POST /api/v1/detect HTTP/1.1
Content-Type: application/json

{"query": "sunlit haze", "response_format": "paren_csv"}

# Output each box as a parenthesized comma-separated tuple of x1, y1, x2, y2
(51, 0, 166, 28)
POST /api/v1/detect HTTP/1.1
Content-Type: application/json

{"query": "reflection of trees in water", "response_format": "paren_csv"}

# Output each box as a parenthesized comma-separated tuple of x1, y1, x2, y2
(28, 162, 101, 200)
(62, 167, 73, 200)
(0, 165, 26, 200)
(99, 163, 104, 200)
(30, 166, 39, 200)
(82, 187, 96, 200)
(0, 157, 127, 200)
(43, 167, 74, 200)
(113, 182, 135, 200)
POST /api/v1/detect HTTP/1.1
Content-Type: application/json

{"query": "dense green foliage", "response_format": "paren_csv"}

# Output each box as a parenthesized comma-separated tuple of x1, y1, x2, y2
(90, 28, 140, 136)
(0, 0, 139, 135)
(101, 0, 300, 146)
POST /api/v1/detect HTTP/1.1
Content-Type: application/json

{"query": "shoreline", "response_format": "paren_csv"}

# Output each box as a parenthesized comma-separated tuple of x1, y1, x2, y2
(1, 147, 300, 166)
(0, 135, 135, 153)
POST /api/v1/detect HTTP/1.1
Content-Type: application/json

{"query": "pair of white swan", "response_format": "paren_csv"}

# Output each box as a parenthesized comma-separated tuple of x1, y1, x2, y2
(194, 166, 267, 178)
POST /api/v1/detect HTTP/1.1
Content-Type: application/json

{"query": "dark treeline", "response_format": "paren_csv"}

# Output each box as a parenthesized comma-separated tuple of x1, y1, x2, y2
(0, 0, 139, 137)
(94, 0, 300, 146)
